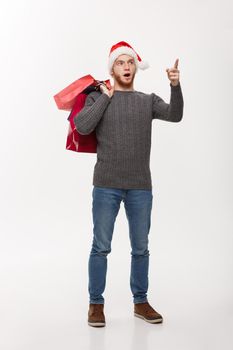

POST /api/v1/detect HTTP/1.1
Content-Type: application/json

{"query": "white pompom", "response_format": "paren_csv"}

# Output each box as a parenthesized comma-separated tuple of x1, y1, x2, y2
(138, 60, 150, 70)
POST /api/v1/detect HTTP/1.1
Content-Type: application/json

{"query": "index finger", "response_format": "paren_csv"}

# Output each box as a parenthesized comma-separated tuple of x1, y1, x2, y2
(174, 58, 179, 69)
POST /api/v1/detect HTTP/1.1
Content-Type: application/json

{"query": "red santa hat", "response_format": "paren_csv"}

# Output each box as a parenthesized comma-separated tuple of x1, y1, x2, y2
(108, 41, 149, 74)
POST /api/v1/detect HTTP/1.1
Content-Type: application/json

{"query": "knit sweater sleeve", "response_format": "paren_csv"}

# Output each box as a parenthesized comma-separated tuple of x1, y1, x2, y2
(152, 82, 184, 122)
(74, 92, 111, 135)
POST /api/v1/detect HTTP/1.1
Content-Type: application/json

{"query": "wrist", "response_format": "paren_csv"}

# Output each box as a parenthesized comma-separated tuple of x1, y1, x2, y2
(170, 81, 179, 87)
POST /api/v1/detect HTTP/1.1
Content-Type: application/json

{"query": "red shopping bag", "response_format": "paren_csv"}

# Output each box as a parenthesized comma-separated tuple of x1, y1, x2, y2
(66, 91, 97, 153)
(53, 74, 111, 111)
(54, 74, 94, 111)
(54, 74, 112, 153)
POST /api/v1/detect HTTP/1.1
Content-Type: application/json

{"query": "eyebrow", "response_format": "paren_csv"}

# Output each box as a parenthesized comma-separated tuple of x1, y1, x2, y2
(116, 59, 134, 63)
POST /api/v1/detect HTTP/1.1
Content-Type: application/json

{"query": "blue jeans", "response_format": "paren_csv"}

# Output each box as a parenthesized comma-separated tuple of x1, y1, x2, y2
(88, 186, 153, 304)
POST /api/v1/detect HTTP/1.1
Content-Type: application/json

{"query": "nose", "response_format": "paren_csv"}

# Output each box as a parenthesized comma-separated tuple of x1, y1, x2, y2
(123, 62, 130, 69)
(124, 65, 130, 71)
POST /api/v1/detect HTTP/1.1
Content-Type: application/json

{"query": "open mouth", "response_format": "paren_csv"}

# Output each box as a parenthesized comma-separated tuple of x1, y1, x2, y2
(123, 73, 131, 78)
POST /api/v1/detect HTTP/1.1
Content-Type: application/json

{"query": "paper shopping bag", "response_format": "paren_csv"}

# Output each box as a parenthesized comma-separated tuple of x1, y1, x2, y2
(66, 92, 97, 153)
(53, 74, 111, 111)
(54, 74, 95, 110)
(54, 75, 112, 153)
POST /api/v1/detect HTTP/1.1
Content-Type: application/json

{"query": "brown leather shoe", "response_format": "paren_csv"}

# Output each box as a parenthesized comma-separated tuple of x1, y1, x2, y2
(88, 303, 105, 327)
(134, 302, 163, 323)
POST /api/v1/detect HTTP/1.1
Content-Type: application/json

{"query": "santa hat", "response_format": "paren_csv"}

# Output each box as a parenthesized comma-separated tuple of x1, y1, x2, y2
(108, 41, 149, 74)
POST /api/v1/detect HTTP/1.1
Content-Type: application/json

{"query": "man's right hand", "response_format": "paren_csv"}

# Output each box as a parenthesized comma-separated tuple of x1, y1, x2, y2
(99, 83, 114, 98)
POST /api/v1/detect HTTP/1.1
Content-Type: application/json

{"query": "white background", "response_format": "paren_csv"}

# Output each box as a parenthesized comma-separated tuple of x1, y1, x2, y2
(0, 0, 233, 349)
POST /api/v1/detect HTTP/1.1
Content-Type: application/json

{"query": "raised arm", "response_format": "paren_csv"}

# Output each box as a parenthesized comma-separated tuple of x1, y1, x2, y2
(152, 58, 184, 122)
(152, 82, 184, 122)
(74, 91, 111, 135)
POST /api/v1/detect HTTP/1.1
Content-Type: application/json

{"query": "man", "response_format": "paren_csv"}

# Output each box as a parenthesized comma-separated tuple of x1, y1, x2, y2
(74, 41, 184, 327)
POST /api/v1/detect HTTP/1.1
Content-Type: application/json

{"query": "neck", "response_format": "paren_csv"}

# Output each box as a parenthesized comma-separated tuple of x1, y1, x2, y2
(113, 82, 135, 91)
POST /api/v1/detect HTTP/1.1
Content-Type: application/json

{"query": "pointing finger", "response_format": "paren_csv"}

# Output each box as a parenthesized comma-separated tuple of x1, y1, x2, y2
(174, 58, 179, 69)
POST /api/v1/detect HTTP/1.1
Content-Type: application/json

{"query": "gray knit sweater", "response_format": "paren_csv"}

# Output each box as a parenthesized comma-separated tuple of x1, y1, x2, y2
(74, 82, 184, 190)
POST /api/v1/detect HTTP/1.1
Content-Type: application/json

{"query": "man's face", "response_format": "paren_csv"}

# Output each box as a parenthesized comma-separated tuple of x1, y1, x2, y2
(111, 54, 137, 87)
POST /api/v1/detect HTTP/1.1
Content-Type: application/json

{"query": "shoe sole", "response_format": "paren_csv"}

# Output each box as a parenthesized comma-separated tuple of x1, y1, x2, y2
(88, 321, 105, 327)
(134, 312, 163, 323)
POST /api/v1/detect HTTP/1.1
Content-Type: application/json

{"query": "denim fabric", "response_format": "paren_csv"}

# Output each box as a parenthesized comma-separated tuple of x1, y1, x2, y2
(88, 186, 153, 304)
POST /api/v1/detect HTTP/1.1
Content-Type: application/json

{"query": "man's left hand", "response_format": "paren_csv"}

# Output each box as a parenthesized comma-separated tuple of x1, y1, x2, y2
(166, 59, 180, 86)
